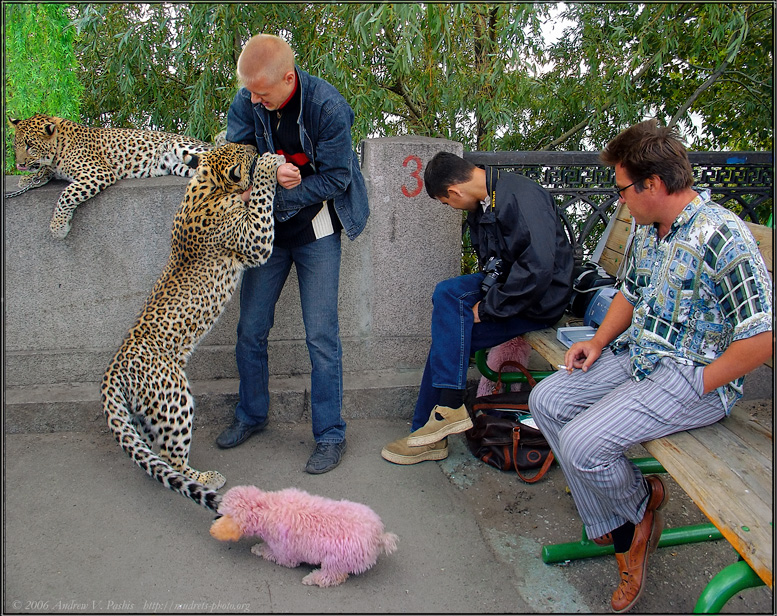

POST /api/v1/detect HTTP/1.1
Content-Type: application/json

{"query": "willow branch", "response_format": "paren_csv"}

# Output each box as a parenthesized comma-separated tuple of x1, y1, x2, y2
(668, 18, 748, 128)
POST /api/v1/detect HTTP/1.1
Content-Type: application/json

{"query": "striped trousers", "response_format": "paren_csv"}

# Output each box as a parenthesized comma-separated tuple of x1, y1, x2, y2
(529, 348, 725, 539)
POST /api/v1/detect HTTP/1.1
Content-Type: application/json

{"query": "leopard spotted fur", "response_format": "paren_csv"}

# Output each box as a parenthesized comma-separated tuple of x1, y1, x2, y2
(6, 114, 213, 238)
(100, 143, 284, 512)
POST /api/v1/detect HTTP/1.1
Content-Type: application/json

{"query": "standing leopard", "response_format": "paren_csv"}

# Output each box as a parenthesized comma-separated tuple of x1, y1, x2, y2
(101, 143, 285, 512)
(6, 114, 214, 238)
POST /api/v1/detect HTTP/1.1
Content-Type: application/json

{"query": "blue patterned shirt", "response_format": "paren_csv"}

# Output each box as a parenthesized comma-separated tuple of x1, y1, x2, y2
(612, 191, 773, 413)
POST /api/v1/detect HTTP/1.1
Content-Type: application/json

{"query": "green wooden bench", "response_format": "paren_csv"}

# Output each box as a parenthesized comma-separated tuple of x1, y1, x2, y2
(476, 203, 773, 612)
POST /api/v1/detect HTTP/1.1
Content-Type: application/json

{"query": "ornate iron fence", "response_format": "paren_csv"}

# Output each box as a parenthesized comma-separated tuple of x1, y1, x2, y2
(462, 151, 773, 266)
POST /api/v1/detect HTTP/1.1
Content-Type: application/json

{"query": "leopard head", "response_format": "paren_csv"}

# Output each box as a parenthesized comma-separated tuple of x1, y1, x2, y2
(8, 114, 60, 171)
(194, 143, 259, 193)
(194, 144, 286, 196)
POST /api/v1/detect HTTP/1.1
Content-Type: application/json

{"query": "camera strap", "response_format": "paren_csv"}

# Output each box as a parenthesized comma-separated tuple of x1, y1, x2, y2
(481, 166, 509, 259)
(489, 166, 499, 212)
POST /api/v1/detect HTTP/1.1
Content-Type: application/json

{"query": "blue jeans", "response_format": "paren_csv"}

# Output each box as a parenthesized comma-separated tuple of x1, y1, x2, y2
(411, 273, 553, 431)
(234, 233, 345, 443)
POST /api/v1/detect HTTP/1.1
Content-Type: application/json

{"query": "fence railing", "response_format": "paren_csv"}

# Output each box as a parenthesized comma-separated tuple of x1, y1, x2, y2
(462, 151, 773, 265)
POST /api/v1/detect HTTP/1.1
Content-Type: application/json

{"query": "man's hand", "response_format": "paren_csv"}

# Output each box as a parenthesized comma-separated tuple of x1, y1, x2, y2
(560, 291, 633, 372)
(701, 331, 773, 394)
(276, 162, 301, 189)
(563, 340, 603, 372)
(473, 301, 481, 323)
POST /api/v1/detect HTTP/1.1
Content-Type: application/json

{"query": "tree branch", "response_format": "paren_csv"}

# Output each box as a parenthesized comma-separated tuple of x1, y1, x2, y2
(668, 17, 748, 128)
(540, 48, 661, 150)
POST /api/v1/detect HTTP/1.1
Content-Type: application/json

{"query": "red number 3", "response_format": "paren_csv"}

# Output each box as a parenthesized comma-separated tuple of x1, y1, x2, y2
(401, 155, 423, 198)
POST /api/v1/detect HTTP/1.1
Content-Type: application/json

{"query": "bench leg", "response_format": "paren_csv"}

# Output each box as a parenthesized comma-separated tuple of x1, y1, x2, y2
(693, 559, 765, 614)
(542, 456, 721, 564)
(473, 348, 554, 384)
(542, 523, 723, 563)
(631, 456, 666, 475)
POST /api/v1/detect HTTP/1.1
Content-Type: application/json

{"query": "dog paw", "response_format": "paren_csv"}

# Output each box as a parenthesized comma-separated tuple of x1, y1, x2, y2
(302, 570, 349, 587)
(252, 543, 301, 568)
(250, 543, 267, 559)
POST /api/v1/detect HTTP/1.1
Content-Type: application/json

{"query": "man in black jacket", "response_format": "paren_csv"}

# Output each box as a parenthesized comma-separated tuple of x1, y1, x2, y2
(382, 151, 574, 465)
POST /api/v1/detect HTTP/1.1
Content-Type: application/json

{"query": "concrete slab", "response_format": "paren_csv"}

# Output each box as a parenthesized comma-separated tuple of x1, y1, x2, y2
(4, 421, 526, 614)
(4, 409, 773, 614)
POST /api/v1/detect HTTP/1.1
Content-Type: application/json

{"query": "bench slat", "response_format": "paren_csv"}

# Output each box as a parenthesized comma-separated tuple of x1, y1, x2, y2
(719, 412, 773, 461)
(643, 421, 773, 588)
(681, 416, 772, 502)
(599, 246, 626, 278)
(522, 320, 569, 367)
(745, 221, 773, 276)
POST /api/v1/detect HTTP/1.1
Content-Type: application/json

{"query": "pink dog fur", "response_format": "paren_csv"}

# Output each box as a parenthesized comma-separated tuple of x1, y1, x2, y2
(210, 485, 398, 587)
(476, 336, 532, 397)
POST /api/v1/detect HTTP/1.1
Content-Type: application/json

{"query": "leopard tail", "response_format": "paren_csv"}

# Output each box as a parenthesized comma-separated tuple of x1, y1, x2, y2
(101, 378, 222, 513)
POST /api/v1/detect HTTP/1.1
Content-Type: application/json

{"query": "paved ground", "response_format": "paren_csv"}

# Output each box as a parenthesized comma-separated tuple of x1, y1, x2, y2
(3, 393, 773, 615)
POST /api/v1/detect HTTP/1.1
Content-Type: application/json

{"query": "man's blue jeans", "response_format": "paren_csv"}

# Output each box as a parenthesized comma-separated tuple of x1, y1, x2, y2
(411, 273, 554, 431)
(234, 233, 345, 443)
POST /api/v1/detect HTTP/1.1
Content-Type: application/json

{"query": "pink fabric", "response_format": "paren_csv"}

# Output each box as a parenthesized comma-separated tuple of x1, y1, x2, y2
(476, 336, 532, 397)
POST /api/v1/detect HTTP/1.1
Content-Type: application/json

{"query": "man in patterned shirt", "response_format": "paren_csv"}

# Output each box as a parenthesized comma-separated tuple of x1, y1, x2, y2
(530, 119, 772, 613)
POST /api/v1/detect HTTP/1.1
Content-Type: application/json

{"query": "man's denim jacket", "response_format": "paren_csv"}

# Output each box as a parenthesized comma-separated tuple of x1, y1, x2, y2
(226, 67, 369, 240)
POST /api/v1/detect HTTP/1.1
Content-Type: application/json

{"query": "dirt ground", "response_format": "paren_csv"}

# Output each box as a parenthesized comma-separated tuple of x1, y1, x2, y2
(437, 390, 774, 614)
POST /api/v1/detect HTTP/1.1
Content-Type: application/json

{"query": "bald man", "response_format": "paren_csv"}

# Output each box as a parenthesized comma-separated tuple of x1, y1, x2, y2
(217, 34, 369, 475)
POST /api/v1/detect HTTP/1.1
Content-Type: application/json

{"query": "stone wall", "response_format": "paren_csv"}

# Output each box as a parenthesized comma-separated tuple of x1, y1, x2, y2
(4, 136, 465, 431)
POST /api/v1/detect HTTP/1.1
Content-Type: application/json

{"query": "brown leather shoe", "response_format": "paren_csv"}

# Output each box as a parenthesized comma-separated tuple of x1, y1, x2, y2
(610, 476, 668, 613)
(645, 475, 668, 513)
(595, 475, 667, 548)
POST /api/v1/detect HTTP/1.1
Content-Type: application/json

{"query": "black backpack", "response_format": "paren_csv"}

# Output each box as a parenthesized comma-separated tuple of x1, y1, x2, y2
(568, 262, 617, 317)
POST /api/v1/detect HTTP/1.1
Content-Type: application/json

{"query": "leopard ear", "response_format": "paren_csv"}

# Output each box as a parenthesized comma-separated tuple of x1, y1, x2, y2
(44, 122, 57, 137)
(8, 117, 21, 128)
(228, 164, 242, 184)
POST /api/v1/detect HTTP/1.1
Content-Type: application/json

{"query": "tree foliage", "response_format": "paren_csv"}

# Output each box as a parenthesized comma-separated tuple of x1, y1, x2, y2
(528, 3, 773, 151)
(4, 2, 773, 164)
(4, 3, 84, 171)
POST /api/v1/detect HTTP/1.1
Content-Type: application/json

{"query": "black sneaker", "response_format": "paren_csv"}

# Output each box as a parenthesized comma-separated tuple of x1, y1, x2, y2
(304, 440, 347, 474)
(216, 417, 269, 449)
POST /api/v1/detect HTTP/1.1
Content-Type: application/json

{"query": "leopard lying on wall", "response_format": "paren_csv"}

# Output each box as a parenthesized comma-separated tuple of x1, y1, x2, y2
(6, 114, 213, 238)
(101, 143, 285, 512)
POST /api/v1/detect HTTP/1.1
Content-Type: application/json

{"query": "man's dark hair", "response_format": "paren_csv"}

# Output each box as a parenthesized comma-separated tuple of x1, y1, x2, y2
(424, 151, 477, 199)
(600, 119, 694, 194)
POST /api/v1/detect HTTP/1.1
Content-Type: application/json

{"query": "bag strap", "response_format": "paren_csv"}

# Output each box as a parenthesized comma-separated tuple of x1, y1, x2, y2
(493, 360, 537, 392)
(615, 218, 637, 285)
(510, 426, 555, 483)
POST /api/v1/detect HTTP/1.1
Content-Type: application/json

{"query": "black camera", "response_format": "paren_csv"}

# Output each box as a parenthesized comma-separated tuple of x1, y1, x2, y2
(481, 257, 505, 294)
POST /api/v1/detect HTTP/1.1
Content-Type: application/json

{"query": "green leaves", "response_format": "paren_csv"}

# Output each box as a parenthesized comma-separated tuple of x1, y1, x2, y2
(5, 2, 771, 165)
(5, 3, 84, 172)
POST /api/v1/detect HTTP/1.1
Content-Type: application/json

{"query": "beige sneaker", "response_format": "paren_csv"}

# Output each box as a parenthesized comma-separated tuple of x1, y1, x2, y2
(381, 435, 448, 465)
(405, 404, 473, 447)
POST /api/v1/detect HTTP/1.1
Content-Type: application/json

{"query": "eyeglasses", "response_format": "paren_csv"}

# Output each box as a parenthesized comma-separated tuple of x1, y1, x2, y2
(614, 180, 638, 198)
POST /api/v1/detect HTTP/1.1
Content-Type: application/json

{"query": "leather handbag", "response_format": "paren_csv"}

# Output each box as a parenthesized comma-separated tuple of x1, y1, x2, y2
(465, 361, 555, 483)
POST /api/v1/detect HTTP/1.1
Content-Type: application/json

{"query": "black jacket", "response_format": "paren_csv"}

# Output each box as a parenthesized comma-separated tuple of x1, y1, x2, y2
(467, 167, 574, 323)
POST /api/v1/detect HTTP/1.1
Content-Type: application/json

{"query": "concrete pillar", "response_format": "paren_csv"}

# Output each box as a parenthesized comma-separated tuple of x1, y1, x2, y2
(357, 136, 463, 365)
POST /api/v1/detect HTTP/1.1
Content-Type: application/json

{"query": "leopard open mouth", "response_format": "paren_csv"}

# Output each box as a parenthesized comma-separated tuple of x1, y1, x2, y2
(18, 162, 42, 171)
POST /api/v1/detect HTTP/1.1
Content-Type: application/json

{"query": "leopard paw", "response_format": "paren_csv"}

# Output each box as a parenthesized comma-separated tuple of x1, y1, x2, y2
(198, 470, 226, 490)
